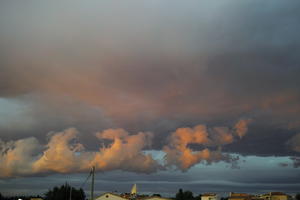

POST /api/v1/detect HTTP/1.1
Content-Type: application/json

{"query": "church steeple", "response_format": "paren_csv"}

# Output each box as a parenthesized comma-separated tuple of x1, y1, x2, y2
(130, 183, 137, 196)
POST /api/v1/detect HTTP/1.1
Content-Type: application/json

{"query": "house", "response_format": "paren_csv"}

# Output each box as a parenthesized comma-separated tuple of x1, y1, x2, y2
(228, 193, 252, 200)
(201, 193, 220, 200)
(260, 192, 291, 200)
(94, 184, 171, 200)
(143, 197, 172, 200)
(95, 192, 128, 200)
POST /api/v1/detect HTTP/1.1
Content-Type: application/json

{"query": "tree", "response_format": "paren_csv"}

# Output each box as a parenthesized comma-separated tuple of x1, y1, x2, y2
(183, 191, 194, 200)
(175, 189, 194, 200)
(176, 189, 184, 200)
(295, 193, 300, 200)
(0, 193, 3, 200)
(152, 194, 161, 197)
(194, 194, 202, 200)
(44, 183, 85, 200)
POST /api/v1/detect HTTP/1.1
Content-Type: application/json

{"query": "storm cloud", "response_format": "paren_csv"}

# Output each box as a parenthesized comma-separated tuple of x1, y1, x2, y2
(0, 1, 300, 156)
(1, 0, 300, 195)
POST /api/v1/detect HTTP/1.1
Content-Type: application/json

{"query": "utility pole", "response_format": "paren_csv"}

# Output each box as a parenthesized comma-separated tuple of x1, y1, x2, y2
(69, 186, 72, 200)
(91, 166, 95, 200)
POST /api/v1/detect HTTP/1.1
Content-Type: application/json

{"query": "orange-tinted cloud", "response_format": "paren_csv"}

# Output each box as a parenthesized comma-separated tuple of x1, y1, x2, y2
(0, 137, 42, 177)
(89, 128, 161, 173)
(33, 128, 85, 174)
(0, 119, 251, 177)
(234, 119, 252, 138)
(163, 120, 251, 170)
(0, 128, 161, 178)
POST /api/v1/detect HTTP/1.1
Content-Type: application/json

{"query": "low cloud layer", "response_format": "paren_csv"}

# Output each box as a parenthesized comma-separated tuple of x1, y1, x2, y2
(0, 120, 250, 178)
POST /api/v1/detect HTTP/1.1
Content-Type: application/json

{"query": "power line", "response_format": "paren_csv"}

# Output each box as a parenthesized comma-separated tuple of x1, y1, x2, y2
(79, 170, 92, 189)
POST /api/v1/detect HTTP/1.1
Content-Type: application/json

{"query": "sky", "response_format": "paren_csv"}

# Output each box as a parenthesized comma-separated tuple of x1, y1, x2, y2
(0, 0, 300, 197)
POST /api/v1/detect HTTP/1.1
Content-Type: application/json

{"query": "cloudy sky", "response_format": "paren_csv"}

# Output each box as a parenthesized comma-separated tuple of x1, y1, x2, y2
(1, 0, 300, 197)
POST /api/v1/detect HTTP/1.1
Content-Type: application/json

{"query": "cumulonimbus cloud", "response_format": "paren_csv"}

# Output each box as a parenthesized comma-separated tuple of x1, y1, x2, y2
(0, 119, 251, 178)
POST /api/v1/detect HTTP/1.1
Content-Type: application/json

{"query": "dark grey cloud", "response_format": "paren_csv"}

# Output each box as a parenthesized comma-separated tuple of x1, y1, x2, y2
(1, 0, 300, 194)
(224, 125, 298, 157)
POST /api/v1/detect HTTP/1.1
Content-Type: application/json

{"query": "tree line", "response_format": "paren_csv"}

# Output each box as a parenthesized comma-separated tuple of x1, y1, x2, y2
(1, 187, 300, 200)
(0, 183, 85, 200)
